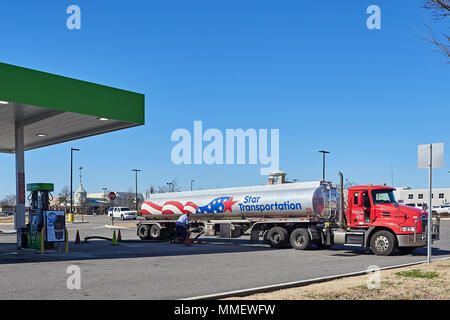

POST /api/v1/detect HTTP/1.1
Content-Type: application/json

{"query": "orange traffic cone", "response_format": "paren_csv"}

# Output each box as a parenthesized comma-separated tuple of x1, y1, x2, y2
(118, 230, 122, 241)
(75, 230, 81, 244)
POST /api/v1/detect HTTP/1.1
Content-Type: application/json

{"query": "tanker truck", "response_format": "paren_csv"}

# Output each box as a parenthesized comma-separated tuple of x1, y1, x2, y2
(137, 173, 440, 256)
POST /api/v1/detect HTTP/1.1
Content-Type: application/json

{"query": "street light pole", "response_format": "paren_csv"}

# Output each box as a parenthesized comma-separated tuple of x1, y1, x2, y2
(102, 187, 107, 214)
(319, 150, 330, 181)
(132, 169, 141, 211)
(79, 165, 84, 222)
(70, 148, 80, 214)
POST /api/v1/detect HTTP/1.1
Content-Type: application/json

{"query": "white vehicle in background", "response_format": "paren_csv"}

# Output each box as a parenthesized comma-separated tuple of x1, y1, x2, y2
(108, 207, 137, 220)
(404, 203, 426, 210)
(433, 203, 450, 215)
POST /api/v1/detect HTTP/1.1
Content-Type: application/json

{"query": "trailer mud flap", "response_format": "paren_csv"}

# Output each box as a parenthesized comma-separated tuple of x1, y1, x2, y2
(308, 226, 321, 241)
(250, 227, 260, 242)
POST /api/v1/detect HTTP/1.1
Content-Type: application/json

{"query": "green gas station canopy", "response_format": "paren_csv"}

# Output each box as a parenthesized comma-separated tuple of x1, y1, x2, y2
(0, 62, 145, 153)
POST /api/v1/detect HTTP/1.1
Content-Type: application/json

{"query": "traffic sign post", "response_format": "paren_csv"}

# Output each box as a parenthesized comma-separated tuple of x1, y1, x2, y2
(109, 192, 116, 225)
(418, 143, 444, 263)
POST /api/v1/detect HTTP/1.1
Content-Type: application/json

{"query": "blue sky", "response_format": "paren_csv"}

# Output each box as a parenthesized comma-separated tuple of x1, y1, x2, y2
(0, 0, 449, 199)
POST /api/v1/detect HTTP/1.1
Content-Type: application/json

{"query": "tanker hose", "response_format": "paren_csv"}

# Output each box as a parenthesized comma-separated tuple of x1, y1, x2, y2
(82, 236, 176, 243)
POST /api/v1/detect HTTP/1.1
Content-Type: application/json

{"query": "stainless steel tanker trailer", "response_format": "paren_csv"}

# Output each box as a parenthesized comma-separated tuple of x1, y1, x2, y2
(137, 173, 440, 255)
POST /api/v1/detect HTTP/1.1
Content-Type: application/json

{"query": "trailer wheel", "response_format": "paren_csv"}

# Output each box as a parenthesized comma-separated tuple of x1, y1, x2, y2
(266, 227, 289, 248)
(150, 224, 161, 239)
(290, 228, 311, 250)
(138, 225, 150, 240)
(370, 230, 396, 256)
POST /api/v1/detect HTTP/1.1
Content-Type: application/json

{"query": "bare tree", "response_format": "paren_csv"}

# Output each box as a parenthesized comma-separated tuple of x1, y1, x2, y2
(422, 0, 450, 61)
(336, 179, 358, 211)
(157, 178, 181, 193)
(0, 195, 16, 211)
(58, 186, 70, 206)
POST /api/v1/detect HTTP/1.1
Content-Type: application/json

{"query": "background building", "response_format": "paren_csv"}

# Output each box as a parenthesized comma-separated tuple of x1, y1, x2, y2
(88, 192, 145, 210)
(49, 190, 145, 214)
(394, 187, 450, 207)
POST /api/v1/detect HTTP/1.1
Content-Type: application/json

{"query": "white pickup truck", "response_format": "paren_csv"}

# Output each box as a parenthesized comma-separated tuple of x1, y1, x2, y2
(433, 203, 450, 215)
(108, 207, 138, 220)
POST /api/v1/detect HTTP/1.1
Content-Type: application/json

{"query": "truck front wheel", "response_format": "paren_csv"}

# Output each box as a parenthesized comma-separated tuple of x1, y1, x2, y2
(370, 230, 396, 256)
(290, 228, 311, 250)
(267, 227, 289, 248)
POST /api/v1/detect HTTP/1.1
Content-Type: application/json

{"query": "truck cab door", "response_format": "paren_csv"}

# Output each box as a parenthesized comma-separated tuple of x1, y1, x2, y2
(362, 191, 371, 223)
(349, 191, 364, 226)
(349, 191, 372, 226)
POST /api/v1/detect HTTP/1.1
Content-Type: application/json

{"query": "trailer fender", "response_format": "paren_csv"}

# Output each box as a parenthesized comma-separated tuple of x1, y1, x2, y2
(249, 223, 263, 242)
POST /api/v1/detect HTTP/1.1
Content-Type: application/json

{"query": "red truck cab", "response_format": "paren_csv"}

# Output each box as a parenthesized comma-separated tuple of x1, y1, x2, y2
(345, 185, 439, 255)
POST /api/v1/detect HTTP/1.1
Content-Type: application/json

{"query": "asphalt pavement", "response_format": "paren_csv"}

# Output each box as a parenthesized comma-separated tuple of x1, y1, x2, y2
(0, 215, 449, 299)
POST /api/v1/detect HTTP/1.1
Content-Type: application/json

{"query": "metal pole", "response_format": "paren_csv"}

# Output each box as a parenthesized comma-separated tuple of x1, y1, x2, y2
(15, 123, 25, 250)
(319, 150, 330, 181)
(135, 171, 138, 211)
(70, 148, 80, 214)
(191, 180, 194, 191)
(323, 154, 326, 181)
(70, 149, 73, 214)
(79, 166, 83, 222)
(132, 169, 141, 211)
(428, 144, 432, 263)
(102, 187, 107, 214)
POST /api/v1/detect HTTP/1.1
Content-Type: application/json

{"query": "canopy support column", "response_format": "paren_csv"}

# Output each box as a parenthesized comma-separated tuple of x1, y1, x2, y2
(15, 122, 26, 250)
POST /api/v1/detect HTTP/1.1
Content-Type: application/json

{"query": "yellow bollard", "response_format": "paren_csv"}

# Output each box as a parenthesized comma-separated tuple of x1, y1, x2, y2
(68, 213, 74, 222)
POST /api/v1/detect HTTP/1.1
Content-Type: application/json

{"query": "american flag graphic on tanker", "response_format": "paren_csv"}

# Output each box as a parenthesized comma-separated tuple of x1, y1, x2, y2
(141, 197, 238, 215)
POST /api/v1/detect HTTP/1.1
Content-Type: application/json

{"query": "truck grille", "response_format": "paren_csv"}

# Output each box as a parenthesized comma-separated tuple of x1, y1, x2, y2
(422, 219, 427, 233)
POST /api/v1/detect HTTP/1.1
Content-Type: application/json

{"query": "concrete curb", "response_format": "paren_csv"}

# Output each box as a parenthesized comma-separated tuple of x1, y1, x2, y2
(182, 256, 450, 300)
(102, 224, 135, 230)
(0, 230, 16, 234)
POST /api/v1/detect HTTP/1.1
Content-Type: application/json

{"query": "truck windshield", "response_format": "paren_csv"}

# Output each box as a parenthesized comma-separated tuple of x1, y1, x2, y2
(371, 190, 397, 204)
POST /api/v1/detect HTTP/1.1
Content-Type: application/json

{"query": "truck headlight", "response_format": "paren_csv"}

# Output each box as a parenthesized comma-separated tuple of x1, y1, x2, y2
(401, 227, 415, 232)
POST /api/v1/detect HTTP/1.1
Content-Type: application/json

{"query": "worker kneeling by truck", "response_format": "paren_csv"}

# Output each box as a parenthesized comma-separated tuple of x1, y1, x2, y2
(174, 212, 190, 244)
(137, 172, 440, 256)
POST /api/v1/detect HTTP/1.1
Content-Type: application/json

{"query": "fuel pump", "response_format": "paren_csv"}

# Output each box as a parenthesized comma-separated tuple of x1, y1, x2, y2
(26, 183, 54, 249)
